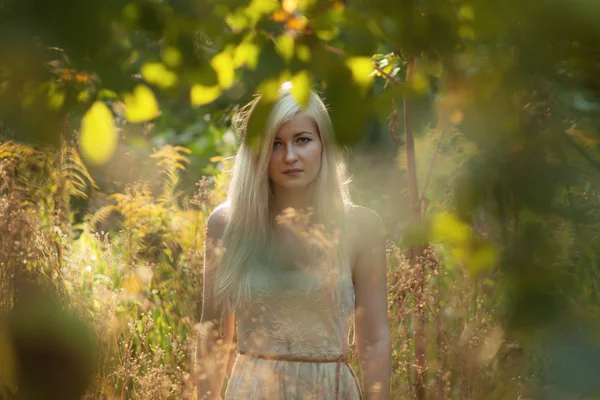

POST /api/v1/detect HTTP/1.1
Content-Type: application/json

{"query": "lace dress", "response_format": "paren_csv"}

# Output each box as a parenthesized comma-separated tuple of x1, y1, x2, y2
(223, 252, 362, 400)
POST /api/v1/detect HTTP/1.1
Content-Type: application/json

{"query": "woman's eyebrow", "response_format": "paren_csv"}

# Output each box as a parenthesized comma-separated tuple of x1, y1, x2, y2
(293, 131, 313, 137)
(275, 131, 313, 140)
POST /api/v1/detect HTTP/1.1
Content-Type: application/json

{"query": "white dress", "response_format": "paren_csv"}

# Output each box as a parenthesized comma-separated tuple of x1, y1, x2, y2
(224, 251, 362, 400)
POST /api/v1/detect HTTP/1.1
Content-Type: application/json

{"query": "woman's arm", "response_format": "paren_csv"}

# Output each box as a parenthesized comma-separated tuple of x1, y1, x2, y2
(196, 205, 235, 400)
(352, 206, 392, 399)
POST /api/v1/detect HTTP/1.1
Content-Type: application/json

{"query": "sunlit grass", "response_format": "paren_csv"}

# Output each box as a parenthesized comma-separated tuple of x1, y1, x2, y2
(0, 141, 529, 399)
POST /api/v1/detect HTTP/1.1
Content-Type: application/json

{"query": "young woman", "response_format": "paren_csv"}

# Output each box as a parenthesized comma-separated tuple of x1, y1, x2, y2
(196, 86, 391, 399)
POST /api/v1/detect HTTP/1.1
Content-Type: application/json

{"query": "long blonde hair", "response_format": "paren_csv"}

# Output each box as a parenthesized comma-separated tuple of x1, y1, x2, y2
(213, 87, 352, 313)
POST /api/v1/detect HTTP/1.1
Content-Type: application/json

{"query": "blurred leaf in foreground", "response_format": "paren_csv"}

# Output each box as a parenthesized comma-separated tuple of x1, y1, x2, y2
(7, 288, 97, 400)
(141, 62, 178, 88)
(191, 85, 221, 107)
(291, 71, 311, 108)
(79, 101, 117, 165)
(124, 84, 160, 123)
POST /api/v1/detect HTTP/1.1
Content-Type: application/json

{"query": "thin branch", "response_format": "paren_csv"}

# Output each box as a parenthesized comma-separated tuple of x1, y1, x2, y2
(419, 128, 447, 204)
(323, 44, 346, 56)
(374, 64, 402, 85)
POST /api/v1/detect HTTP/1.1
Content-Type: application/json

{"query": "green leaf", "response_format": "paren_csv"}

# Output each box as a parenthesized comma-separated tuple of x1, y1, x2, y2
(275, 35, 295, 62)
(296, 44, 311, 63)
(162, 46, 182, 67)
(458, 5, 475, 21)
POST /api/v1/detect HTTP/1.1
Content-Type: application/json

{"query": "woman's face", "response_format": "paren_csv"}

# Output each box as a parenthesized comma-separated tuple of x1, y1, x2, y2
(268, 113, 322, 191)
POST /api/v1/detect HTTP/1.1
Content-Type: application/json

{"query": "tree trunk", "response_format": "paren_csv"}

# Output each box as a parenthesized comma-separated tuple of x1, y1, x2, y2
(404, 58, 426, 400)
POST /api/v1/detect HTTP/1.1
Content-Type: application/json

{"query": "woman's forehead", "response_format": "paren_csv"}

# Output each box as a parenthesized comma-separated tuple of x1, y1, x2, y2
(275, 113, 318, 138)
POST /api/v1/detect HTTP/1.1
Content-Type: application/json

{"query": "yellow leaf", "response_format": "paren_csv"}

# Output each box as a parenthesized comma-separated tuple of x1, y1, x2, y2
(291, 71, 311, 108)
(124, 84, 160, 122)
(210, 155, 225, 163)
(226, 11, 249, 31)
(346, 57, 375, 88)
(432, 212, 470, 245)
(260, 77, 284, 101)
(190, 84, 221, 107)
(211, 51, 235, 89)
(162, 46, 182, 67)
(79, 101, 117, 165)
(141, 62, 178, 88)
(275, 35, 295, 62)
(234, 42, 260, 69)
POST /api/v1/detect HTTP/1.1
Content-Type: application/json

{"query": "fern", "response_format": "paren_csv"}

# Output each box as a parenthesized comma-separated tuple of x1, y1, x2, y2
(85, 204, 118, 230)
(0, 140, 39, 161)
(149, 145, 191, 205)
(57, 141, 98, 199)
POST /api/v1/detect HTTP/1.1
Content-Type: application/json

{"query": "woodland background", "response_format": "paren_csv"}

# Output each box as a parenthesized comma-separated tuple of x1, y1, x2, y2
(1, 0, 600, 399)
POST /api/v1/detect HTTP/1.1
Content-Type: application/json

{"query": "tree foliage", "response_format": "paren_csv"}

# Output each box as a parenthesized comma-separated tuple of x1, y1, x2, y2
(2, 0, 600, 398)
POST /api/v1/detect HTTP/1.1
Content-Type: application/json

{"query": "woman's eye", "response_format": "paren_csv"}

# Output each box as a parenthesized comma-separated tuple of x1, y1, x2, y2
(273, 142, 281, 148)
(298, 137, 311, 144)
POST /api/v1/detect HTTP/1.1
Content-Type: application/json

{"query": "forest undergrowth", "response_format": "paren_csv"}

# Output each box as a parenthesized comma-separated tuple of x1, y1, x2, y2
(0, 139, 532, 400)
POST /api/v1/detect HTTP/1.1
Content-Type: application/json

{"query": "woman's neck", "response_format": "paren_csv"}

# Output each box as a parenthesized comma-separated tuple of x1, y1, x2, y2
(271, 186, 313, 215)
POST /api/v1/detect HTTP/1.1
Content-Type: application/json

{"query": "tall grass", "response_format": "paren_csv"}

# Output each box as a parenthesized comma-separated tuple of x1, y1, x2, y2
(0, 140, 531, 399)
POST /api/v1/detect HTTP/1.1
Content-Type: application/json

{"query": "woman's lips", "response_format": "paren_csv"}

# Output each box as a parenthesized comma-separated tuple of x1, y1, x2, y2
(283, 169, 303, 175)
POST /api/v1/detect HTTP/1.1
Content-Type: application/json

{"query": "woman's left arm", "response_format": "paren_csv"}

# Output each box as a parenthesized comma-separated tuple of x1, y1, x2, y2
(352, 206, 392, 399)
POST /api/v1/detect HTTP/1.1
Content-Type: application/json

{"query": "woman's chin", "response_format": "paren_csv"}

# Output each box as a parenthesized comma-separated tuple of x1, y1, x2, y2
(280, 182, 309, 190)
(273, 179, 312, 191)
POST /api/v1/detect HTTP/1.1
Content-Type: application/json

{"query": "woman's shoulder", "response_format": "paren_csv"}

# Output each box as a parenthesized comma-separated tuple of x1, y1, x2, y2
(206, 203, 229, 239)
(346, 204, 384, 231)
(344, 204, 385, 247)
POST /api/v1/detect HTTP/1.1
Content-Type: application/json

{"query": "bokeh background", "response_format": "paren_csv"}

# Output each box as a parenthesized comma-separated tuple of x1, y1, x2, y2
(2, 0, 600, 398)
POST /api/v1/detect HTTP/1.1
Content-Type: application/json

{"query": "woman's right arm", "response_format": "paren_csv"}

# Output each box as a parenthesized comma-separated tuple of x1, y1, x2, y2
(196, 205, 235, 400)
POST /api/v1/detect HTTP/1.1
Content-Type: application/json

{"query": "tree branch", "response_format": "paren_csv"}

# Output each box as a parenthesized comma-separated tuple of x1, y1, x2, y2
(323, 44, 403, 85)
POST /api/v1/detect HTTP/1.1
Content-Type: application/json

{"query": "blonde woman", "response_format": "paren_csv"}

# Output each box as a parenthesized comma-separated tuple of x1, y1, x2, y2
(196, 86, 391, 399)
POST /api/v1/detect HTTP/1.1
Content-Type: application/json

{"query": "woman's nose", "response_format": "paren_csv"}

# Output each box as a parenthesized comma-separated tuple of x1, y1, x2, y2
(284, 144, 298, 163)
